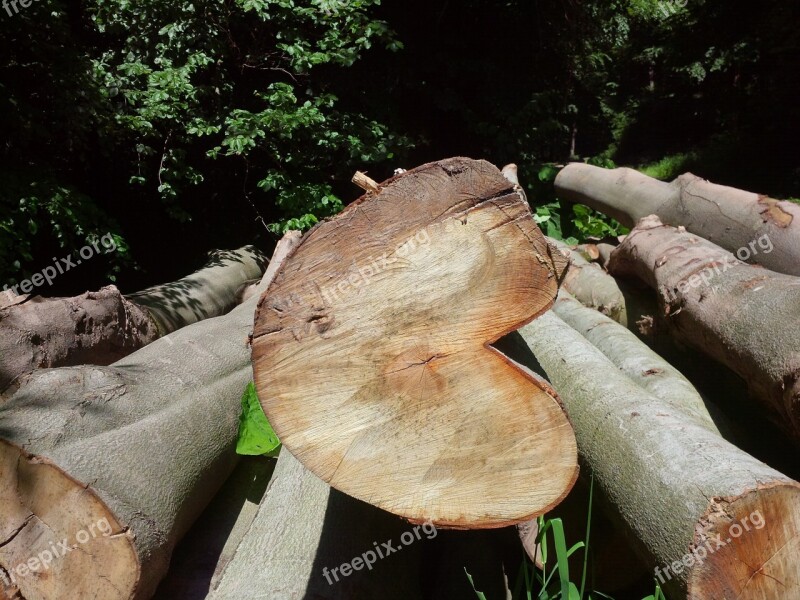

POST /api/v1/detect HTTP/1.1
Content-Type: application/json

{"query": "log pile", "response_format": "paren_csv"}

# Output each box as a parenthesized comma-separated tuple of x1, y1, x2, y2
(0, 246, 266, 397)
(1, 158, 799, 600)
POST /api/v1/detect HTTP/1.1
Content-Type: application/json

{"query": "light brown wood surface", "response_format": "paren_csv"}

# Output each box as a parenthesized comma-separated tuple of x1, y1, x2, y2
(252, 157, 578, 528)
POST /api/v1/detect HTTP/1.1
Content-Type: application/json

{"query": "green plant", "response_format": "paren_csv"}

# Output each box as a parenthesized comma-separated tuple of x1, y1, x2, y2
(236, 382, 281, 457)
(467, 476, 668, 600)
(528, 163, 628, 245)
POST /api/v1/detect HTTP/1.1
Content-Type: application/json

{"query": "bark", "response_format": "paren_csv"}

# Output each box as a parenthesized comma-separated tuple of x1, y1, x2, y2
(608, 215, 800, 440)
(595, 242, 616, 267)
(515, 310, 800, 600)
(124, 245, 267, 334)
(552, 291, 719, 432)
(548, 237, 656, 330)
(152, 457, 277, 600)
(0, 287, 158, 396)
(0, 246, 266, 396)
(553, 264, 798, 473)
(208, 451, 425, 600)
(0, 232, 300, 600)
(252, 157, 577, 528)
(555, 163, 800, 276)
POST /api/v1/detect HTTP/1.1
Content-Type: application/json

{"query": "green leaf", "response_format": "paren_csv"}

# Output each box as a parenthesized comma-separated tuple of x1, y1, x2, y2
(465, 568, 488, 600)
(550, 518, 571, 600)
(236, 382, 281, 456)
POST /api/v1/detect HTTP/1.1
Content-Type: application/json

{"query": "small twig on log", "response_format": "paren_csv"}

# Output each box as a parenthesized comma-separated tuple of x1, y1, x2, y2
(352, 171, 381, 194)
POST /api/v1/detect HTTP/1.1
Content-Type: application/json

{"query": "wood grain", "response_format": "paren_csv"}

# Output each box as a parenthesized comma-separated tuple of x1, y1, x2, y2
(252, 157, 578, 527)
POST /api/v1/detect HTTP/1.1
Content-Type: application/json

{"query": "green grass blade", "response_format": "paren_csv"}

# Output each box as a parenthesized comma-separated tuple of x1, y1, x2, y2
(579, 475, 594, 599)
(550, 518, 571, 600)
(465, 568, 488, 600)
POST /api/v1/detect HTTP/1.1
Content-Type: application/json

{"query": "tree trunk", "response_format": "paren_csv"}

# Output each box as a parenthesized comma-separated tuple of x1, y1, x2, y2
(555, 163, 800, 276)
(152, 456, 277, 600)
(0, 246, 266, 396)
(514, 309, 800, 600)
(208, 450, 425, 600)
(252, 157, 577, 528)
(126, 245, 267, 335)
(0, 287, 159, 396)
(554, 266, 800, 476)
(552, 291, 720, 432)
(0, 233, 300, 600)
(547, 237, 656, 330)
(608, 215, 800, 440)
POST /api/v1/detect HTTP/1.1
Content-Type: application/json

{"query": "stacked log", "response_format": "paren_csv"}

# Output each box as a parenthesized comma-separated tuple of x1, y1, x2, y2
(0, 234, 299, 600)
(0, 246, 266, 396)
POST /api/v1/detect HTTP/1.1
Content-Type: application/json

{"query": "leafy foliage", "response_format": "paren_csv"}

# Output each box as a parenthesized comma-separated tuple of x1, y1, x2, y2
(1, 0, 796, 288)
(236, 382, 281, 457)
(0, 0, 409, 287)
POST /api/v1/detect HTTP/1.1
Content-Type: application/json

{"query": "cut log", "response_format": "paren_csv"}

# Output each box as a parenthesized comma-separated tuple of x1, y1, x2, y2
(208, 450, 425, 600)
(595, 242, 616, 267)
(124, 245, 267, 334)
(0, 246, 266, 396)
(514, 309, 800, 600)
(0, 286, 158, 397)
(553, 291, 719, 432)
(553, 266, 799, 475)
(608, 215, 800, 440)
(575, 243, 600, 262)
(252, 157, 577, 527)
(0, 232, 300, 600)
(555, 163, 800, 276)
(547, 237, 656, 330)
(152, 456, 277, 600)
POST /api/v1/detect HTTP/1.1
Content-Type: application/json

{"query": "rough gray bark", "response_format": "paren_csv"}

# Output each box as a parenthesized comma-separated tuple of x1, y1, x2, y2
(515, 309, 800, 600)
(0, 246, 266, 397)
(555, 163, 800, 276)
(0, 233, 300, 600)
(0, 286, 158, 396)
(608, 215, 800, 440)
(208, 450, 425, 600)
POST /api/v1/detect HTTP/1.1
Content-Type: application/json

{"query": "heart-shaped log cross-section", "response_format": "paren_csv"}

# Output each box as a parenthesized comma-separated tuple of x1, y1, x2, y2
(252, 157, 578, 527)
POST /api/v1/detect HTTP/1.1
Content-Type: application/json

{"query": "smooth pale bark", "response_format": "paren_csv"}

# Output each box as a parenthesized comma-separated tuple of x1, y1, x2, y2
(547, 237, 656, 330)
(152, 457, 277, 600)
(253, 158, 577, 527)
(555, 163, 800, 276)
(0, 233, 300, 600)
(0, 246, 266, 396)
(125, 245, 266, 334)
(608, 215, 800, 440)
(552, 291, 719, 432)
(208, 451, 425, 600)
(551, 268, 796, 468)
(595, 242, 616, 267)
(516, 310, 800, 600)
